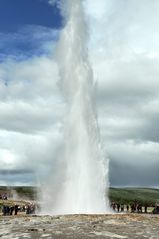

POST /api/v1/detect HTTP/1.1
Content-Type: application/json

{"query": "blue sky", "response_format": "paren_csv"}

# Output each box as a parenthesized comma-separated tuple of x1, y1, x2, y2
(0, 0, 62, 61)
(0, 0, 62, 31)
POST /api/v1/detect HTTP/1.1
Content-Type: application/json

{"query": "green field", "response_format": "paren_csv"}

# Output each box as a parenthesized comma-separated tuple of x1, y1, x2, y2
(0, 186, 159, 206)
(109, 187, 159, 205)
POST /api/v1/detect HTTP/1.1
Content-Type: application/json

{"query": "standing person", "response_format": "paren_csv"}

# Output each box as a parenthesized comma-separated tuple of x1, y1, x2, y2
(2, 205, 7, 216)
(144, 204, 148, 213)
(117, 203, 120, 212)
(121, 204, 124, 212)
(126, 205, 129, 212)
(6, 205, 10, 215)
(131, 203, 135, 213)
(14, 204, 18, 215)
(10, 206, 14, 215)
(111, 202, 116, 211)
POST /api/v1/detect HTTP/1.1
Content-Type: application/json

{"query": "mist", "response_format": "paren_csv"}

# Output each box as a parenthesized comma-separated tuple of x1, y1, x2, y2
(40, 0, 109, 214)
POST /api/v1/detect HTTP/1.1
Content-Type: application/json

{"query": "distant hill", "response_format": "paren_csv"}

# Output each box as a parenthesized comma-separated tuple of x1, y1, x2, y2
(0, 186, 159, 205)
(109, 187, 159, 205)
(0, 186, 37, 200)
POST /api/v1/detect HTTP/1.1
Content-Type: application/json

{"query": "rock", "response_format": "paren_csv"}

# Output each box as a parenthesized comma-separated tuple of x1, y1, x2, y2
(0, 214, 159, 238)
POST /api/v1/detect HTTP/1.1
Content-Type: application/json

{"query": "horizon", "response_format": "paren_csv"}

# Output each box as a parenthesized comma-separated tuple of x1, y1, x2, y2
(0, 185, 159, 189)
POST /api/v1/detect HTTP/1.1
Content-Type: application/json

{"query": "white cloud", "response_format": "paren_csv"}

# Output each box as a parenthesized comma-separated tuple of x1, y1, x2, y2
(0, 55, 60, 100)
(84, 0, 159, 187)
(0, 51, 64, 185)
(0, 0, 159, 187)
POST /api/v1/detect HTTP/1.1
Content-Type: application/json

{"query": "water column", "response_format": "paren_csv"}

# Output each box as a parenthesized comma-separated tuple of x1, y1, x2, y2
(40, 0, 109, 215)
(54, 0, 109, 214)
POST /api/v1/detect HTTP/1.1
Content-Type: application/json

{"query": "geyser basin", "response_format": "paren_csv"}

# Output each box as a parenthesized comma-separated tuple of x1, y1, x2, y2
(1, 214, 159, 239)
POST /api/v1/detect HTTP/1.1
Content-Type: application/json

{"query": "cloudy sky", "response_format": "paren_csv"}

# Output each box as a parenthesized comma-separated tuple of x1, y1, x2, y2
(0, 0, 159, 188)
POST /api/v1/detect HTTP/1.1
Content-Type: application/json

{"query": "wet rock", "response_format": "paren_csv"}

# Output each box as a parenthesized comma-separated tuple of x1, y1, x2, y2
(0, 214, 159, 238)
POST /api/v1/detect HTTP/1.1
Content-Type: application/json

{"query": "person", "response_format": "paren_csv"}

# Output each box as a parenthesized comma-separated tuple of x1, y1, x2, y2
(111, 202, 116, 211)
(117, 203, 120, 212)
(137, 204, 142, 213)
(10, 206, 14, 215)
(121, 204, 124, 212)
(144, 205, 147, 213)
(3, 193, 8, 200)
(2, 205, 7, 216)
(14, 204, 18, 215)
(126, 205, 129, 212)
(131, 203, 135, 213)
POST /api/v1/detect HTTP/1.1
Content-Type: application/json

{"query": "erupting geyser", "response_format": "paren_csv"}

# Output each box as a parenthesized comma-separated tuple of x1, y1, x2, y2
(41, 0, 110, 214)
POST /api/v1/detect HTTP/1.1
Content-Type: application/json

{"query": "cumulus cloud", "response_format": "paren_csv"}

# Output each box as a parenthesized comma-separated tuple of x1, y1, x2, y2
(0, 32, 64, 185)
(84, 0, 159, 187)
(0, 0, 159, 187)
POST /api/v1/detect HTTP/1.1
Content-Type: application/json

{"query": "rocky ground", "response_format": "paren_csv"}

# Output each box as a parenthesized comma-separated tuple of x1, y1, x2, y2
(0, 213, 159, 239)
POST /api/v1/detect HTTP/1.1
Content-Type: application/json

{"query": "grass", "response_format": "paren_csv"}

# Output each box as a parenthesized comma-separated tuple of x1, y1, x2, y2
(109, 187, 159, 205)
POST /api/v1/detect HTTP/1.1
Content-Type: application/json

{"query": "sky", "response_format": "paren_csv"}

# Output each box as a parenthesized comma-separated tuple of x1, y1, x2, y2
(0, 0, 159, 187)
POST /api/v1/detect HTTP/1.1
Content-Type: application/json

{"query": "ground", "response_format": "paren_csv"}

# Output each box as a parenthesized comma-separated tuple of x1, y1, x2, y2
(0, 214, 159, 239)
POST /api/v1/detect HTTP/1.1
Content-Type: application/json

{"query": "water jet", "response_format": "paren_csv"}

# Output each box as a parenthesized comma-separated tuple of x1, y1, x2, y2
(41, 0, 109, 215)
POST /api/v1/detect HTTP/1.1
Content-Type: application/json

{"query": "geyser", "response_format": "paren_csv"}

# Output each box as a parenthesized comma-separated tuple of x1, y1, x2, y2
(41, 0, 109, 214)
